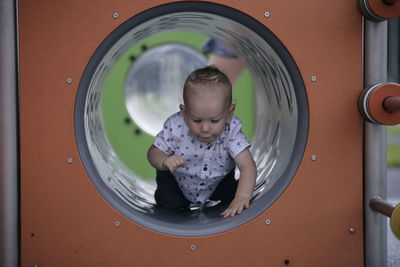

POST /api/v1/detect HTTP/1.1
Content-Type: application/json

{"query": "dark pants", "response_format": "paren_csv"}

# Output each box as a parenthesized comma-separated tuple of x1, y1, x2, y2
(154, 169, 238, 209)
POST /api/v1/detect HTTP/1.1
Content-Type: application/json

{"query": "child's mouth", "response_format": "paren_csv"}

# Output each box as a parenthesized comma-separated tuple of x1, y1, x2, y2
(200, 136, 213, 142)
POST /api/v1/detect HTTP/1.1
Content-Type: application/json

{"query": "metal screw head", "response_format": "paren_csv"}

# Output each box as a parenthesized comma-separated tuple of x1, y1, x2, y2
(264, 11, 270, 18)
(66, 77, 73, 84)
(114, 221, 121, 227)
(265, 219, 271, 225)
(190, 244, 197, 251)
(349, 227, 355, 233)
(66, 157, 73, 164)
(311, 76, 317, 82)
(113, 12, 119, 19)
(311, 155, 317, 161)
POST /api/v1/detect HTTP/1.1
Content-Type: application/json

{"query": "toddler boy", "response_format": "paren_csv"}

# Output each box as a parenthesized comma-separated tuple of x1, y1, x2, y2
(147, 66, 256, 218)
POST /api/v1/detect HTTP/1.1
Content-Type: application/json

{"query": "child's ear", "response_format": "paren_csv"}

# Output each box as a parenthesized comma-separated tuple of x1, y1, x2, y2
(179, 104, 186, 114)
(226, 104, 235, 123)
(179, 104, 189, 123)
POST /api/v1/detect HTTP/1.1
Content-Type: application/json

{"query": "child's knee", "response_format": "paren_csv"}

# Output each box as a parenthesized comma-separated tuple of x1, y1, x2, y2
(154, 189, 190, 209)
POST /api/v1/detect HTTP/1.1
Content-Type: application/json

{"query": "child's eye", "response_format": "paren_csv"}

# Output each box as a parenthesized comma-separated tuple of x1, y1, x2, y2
(193, 119, 201, 123)
(211, 119, 220, 123)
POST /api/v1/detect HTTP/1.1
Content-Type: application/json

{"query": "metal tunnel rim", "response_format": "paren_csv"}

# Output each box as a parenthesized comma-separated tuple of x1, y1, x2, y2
(74, 1, 309, 237)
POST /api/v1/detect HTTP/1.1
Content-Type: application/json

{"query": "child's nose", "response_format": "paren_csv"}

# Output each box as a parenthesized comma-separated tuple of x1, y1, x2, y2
(200, 122, 210, 132)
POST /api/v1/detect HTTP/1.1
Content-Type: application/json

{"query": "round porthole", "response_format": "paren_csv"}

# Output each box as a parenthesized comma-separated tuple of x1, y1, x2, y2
(75, 1, 308, 236)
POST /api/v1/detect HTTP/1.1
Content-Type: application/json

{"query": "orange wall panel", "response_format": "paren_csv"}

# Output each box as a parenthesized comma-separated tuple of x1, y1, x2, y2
(19, 0, 363, 266)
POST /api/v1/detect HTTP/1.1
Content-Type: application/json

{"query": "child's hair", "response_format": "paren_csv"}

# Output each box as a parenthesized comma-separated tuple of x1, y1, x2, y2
(183, 65, 232, 104)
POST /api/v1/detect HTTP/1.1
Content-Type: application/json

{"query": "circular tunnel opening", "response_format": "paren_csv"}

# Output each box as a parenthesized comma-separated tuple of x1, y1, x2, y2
(75, 2, 308, 236)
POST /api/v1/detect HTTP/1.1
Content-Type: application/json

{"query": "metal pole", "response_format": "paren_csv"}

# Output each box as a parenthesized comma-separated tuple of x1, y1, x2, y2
(370, 196, 396, 218)
(0, 0, 19, 266)
(388, 18, 399, 83)
(364, 19, 388, 267)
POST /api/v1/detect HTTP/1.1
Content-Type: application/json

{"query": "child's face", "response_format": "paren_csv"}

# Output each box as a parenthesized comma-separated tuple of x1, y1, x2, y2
(180, 84, 234, 144)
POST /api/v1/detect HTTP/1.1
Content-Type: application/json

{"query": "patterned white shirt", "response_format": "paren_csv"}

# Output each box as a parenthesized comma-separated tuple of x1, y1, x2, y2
(153, 112, 250, 204)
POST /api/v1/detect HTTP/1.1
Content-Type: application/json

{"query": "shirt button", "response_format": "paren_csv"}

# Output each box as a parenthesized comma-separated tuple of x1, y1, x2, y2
(203, 167, 208, 171)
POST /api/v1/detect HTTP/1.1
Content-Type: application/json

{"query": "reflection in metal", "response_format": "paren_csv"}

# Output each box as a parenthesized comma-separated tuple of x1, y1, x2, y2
(77, 7, 307, 236)
(124, 43, 207, 137)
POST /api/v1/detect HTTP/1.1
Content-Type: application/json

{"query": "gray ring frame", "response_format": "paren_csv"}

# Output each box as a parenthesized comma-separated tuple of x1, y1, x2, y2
(74, 1, 309, 237)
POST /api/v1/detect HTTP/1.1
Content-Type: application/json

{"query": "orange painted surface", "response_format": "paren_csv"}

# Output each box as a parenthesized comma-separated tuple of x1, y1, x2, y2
(19, 0, 363, 266)
(367, 0, 400, 19)
(368, 83, 400, 125)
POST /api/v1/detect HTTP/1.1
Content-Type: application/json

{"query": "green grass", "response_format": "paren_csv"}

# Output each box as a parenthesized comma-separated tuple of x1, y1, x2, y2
(388, 125, 400, 136)
(388, 125, 400, 167)
(388, 144, 400, 167)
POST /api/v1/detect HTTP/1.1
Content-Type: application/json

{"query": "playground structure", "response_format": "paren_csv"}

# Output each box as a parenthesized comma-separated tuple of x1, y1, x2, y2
(1, 0, 400, 266)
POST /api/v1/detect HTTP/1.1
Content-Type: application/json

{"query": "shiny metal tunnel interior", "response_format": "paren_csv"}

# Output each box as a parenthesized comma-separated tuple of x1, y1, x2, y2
(75, 2, 308, 236)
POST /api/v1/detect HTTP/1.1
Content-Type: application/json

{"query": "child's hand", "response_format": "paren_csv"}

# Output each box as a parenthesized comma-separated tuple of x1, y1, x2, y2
(220, 196, 250, 218)
(162, 155, 187, 172)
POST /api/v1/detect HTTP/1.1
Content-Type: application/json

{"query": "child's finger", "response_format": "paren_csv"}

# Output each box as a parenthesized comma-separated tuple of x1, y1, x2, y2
(170, 160, 180, 171)
(236, 205, 244, 215)
(221, 203, 234, 217)
(221, 207, 235, 218)
(178, 161, 186, 167)
(167, 164, 176, 173)
(220, 209, 229, 218)
(224, 204, 246, 218)
(222, 210, 231, 218)
(176, 156, 186, 166)
(231, 207, 238, 217)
